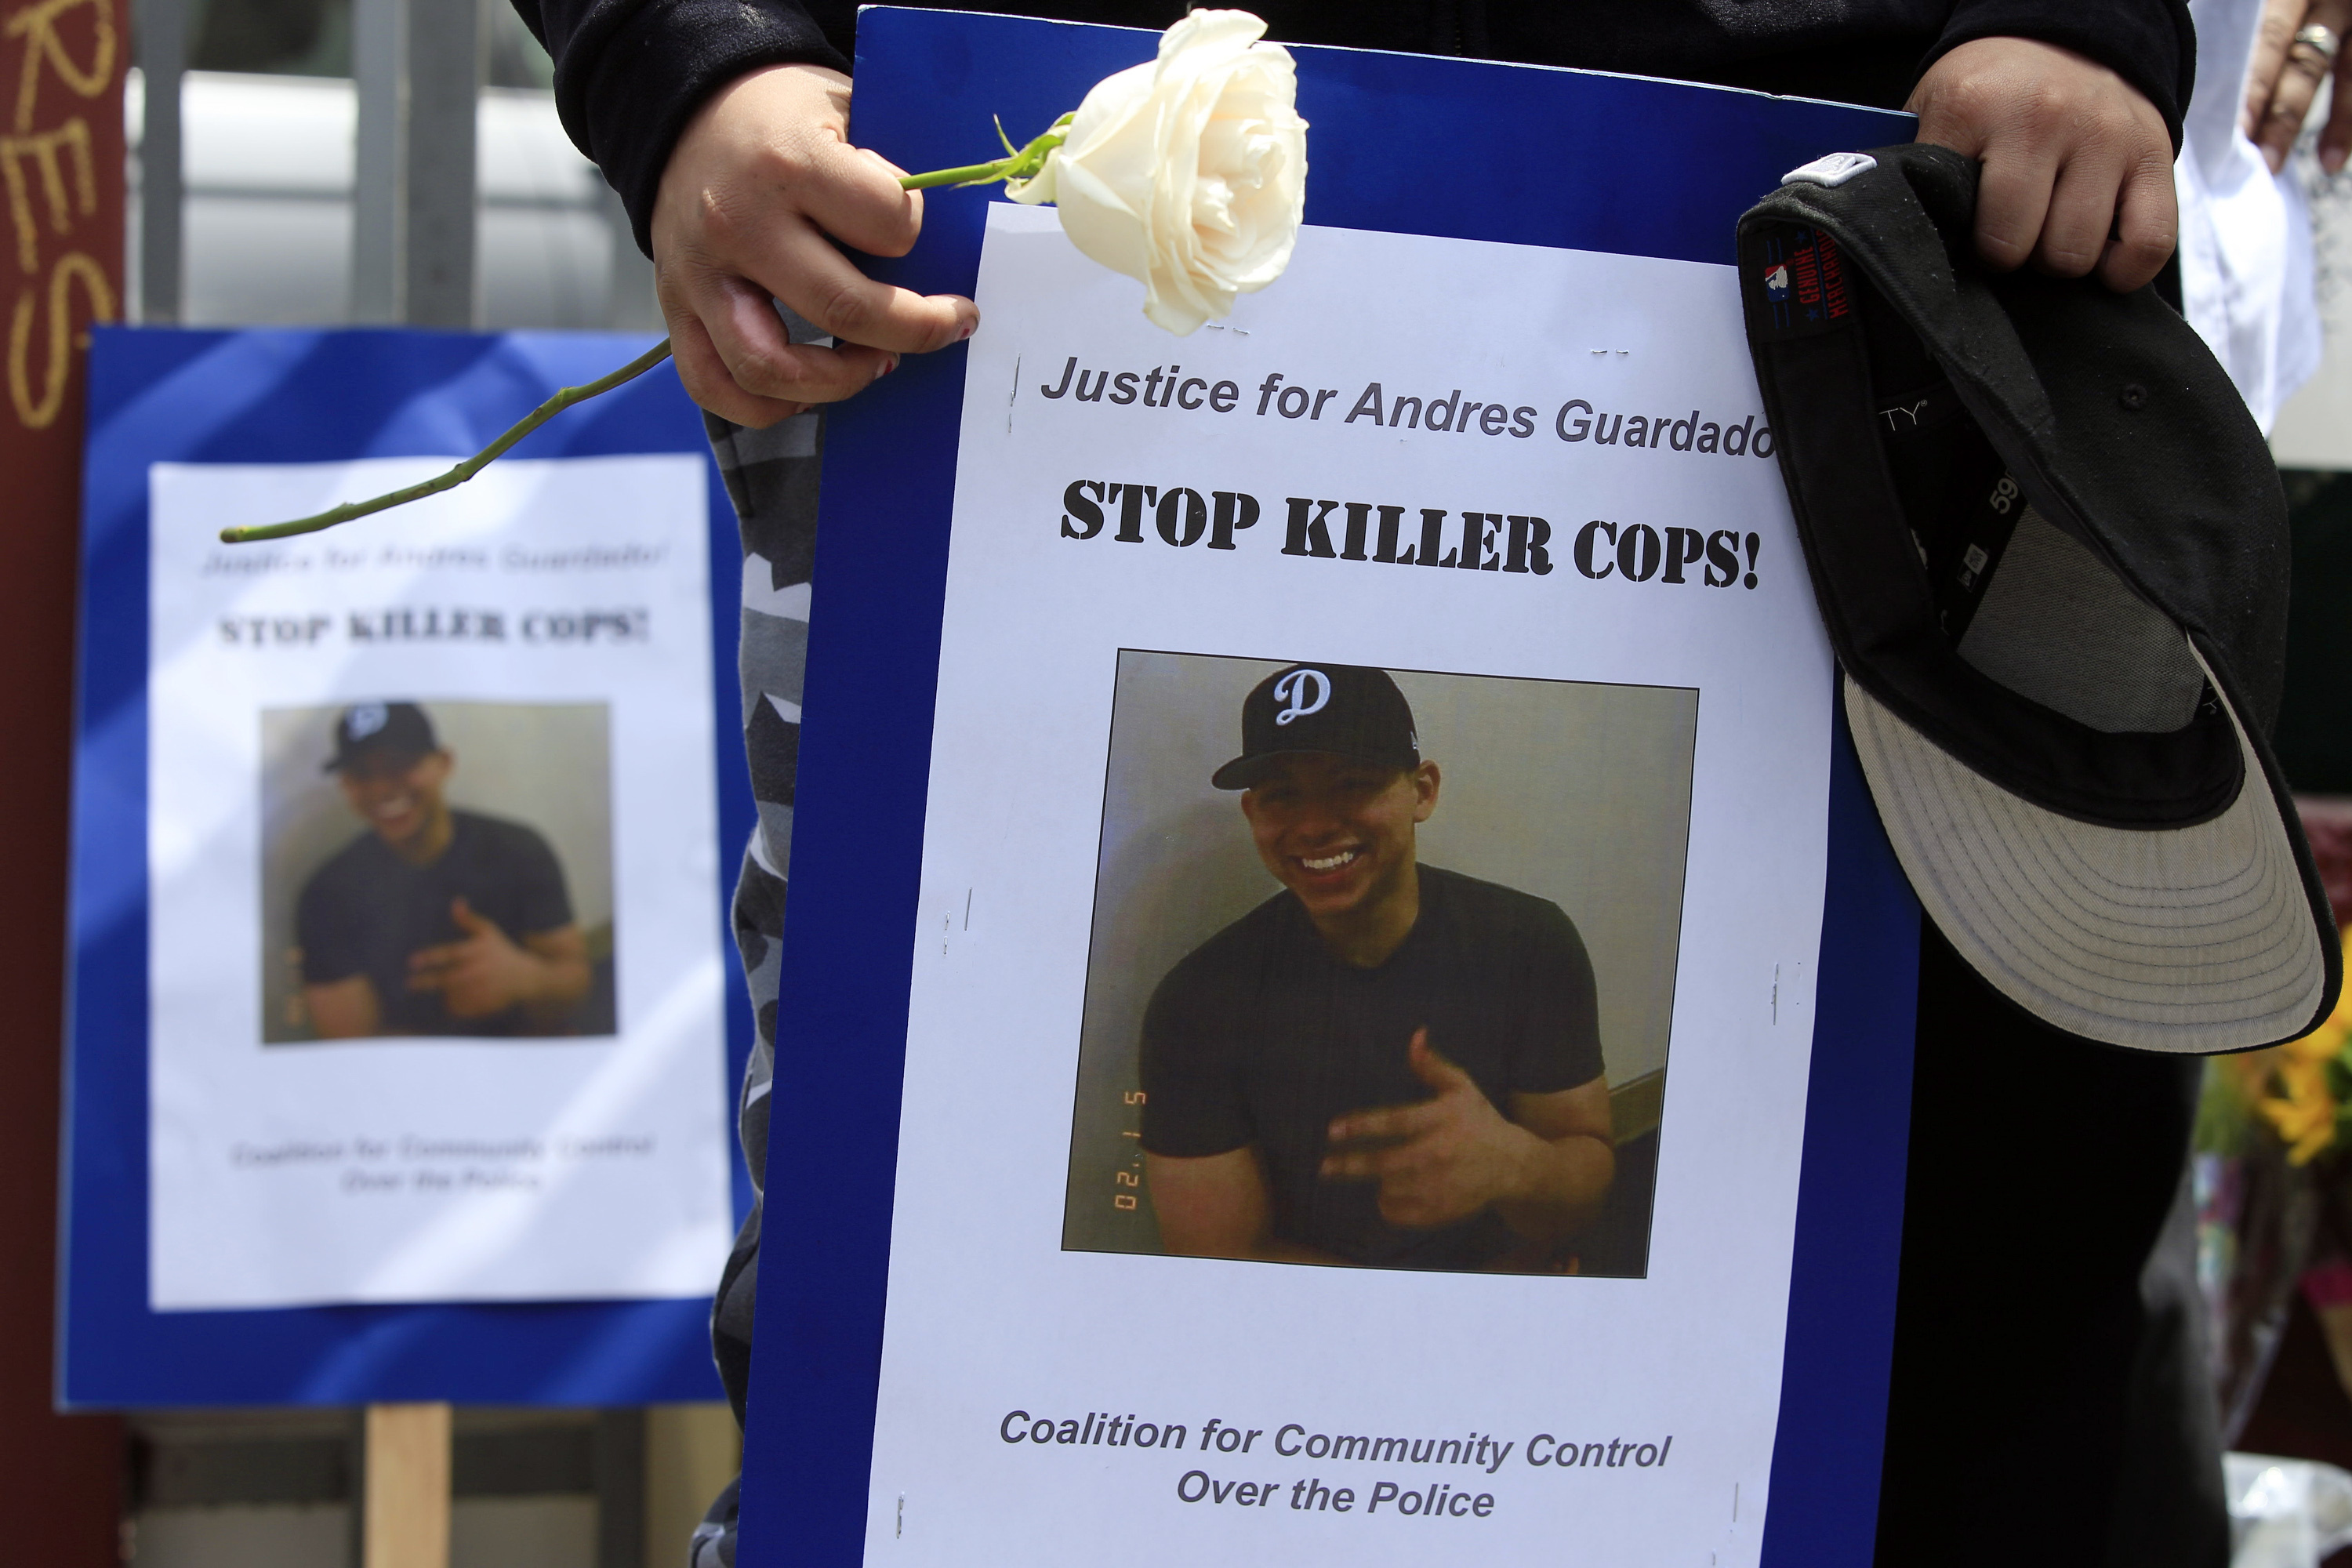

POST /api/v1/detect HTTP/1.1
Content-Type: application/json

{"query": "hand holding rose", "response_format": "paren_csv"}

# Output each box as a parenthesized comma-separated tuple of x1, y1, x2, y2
(650, 63, 975, 428)
(656, 8, 1301, 421)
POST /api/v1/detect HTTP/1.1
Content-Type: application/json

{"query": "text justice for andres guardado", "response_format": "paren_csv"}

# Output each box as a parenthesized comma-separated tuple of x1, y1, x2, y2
(996, 1409, 1674, 1522)
(1030, 355, 1777, 462)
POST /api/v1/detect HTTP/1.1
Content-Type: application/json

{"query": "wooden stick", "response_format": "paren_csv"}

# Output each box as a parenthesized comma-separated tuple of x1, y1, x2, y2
(362, 1403, 452, 1568)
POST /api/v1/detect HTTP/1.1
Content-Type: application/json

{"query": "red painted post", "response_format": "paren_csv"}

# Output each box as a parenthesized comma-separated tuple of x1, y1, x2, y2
(0, 0, 129, 1555)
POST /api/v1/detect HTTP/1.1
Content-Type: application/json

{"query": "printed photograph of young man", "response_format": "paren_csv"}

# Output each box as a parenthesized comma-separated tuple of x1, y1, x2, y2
(1140, 664, 1619, 1272)
(262, 700, 617, 1041)
(1065, 652, 1696, 1278)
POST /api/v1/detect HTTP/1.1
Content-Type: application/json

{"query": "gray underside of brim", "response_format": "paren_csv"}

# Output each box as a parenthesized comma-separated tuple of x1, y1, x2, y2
(1842, 671, 2327, 1053)
(1956, 506, 2205, 735)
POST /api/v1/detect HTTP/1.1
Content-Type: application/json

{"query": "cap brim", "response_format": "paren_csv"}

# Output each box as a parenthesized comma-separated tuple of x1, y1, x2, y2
(322, 742, 430, 775)
(1210, 753, 1271, 791)
(1843, 659, 2332, 1053)
(1210, 745, 1420, 792)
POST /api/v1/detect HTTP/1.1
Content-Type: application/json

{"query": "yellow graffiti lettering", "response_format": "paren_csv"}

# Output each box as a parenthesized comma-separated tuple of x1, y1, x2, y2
(0, 114, 92, 272)
(5, 0, 114, 132)
(8, 247, 109, 427)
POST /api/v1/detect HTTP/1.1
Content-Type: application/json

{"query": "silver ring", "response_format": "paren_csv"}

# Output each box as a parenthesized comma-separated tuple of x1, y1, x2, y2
(2292, 22, 2340, 64)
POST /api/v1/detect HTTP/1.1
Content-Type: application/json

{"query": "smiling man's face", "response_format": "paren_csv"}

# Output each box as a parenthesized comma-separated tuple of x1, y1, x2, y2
(336, 748, 453, 850)
(1240, 751, 1439, 925)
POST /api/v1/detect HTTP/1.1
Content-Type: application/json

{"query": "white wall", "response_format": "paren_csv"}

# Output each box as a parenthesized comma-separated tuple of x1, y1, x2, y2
(1062, 650, 1698, 1253)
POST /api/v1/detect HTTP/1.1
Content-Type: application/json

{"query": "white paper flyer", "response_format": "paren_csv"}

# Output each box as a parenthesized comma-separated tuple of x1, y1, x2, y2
(855, 206, 1835, 1564)
(147, 454, 734, 1308)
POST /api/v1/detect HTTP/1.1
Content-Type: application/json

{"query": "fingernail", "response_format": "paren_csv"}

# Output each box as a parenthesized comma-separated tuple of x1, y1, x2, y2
(880, 355, 900, 377)
(958, 317, 978, 343)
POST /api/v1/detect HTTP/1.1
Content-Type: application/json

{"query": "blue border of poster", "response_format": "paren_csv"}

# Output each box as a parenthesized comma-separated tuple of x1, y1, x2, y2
(60, 328, 752, 1406)
(736, 11, 1921, 1566)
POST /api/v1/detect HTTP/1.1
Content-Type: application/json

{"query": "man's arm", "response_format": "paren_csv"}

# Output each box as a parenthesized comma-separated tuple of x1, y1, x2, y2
(508, 0, 841, 250)
(1321, 1029, 1614, 1243)
(1145, 1147, 1347, 1265)
(505, 0, 969, 427)
(1497, 1076, 1617, 1244)
(518, 925, 595, 1028)
(295, 886, 379, 1037)
(305, 975, 383, 1039)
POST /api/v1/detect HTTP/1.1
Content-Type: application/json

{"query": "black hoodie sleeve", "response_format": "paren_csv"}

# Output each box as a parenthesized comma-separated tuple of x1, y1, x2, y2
(1926, 0, 2195, 149)
(511, 0, 846, 254)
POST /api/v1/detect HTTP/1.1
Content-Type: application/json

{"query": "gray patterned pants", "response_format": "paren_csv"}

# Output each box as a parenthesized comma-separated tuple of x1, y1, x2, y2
(688, 398, 822, 1568)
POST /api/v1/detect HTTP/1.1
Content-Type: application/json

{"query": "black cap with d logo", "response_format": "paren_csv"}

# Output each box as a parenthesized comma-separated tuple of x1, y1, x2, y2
(324, 700, 439, 772)
(1738, 143, 2338, 1053)
(1211, 664, 1420, 790)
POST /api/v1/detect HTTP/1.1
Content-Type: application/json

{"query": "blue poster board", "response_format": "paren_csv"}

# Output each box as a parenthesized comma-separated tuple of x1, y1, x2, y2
(737, 10, 1920, 1566)
(61, 328, 752, 1406)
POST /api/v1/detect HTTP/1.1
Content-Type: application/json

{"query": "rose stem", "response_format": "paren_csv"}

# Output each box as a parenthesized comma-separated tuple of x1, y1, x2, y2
(220, 337, 679, 543)
(897, 160, 1018, 189)
(224, 118, 1069, 543)
(898, 117, 1069, 189)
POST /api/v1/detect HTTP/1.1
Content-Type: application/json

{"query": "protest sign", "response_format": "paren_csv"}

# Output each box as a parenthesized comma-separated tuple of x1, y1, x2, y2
(147, 454, 727, 1308)
(63, 328, 749, 1402)
(738, 11, 1922, 1566)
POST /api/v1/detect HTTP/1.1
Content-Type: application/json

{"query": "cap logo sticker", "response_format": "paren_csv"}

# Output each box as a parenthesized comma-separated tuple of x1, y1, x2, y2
(1272, 668, 1330, 726)
(1791, 230, 1849, 323)
(1781, 151, 1876, 188)
(1744, 224, 1853, 340)
(347, 702, 389, 740)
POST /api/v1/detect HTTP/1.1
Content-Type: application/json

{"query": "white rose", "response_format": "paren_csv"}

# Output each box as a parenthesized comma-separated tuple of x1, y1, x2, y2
(1008, 9, 1308, 335)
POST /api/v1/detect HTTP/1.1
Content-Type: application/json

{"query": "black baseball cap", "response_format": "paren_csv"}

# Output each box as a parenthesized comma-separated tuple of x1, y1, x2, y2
(1738, 143, 2337, 1053)
(1212, 664, 1420, 790)
(324, 701, 438, 772)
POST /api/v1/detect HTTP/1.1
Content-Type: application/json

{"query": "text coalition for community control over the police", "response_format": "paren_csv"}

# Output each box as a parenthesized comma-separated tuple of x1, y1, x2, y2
(995, 1409, 1675, 1523)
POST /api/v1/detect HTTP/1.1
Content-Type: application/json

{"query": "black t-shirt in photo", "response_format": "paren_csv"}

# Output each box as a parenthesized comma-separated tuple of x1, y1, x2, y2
(296, 809, 575, 1037)
(1140, 864, 1604, 1271)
